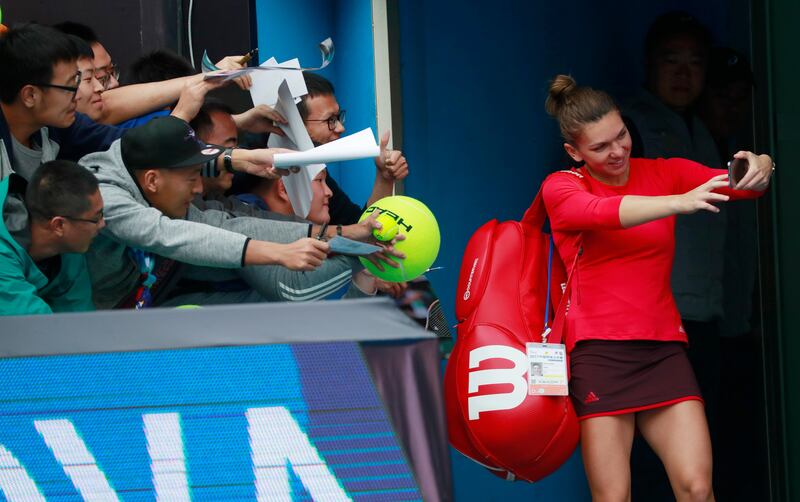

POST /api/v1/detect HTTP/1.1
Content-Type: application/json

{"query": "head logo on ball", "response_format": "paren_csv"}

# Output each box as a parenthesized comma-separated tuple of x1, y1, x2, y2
(359, 196, 440, 282)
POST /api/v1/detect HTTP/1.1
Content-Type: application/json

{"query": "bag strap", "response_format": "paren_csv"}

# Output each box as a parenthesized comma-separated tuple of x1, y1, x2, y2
(520, 191, 545, 229)
(543, 243, 580, 344)
(537, 168, 591, 345)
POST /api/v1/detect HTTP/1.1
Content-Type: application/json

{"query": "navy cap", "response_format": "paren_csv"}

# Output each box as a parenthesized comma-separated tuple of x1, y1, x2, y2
(706, 47, 754, 87)
(121, 116, 224, 170)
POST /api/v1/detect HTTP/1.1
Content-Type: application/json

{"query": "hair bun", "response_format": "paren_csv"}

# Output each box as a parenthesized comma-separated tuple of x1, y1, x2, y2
(545, 75, 577, 116)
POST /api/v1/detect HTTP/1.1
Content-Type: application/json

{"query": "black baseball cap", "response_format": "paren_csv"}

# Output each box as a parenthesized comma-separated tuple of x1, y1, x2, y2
(706, 47, 754, 87)
(121, 116, 224, 170)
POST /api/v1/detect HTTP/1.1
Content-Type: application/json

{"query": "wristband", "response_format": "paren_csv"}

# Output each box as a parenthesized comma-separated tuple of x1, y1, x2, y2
(202, 159, 218, 178)
(223, 147, 235, 174)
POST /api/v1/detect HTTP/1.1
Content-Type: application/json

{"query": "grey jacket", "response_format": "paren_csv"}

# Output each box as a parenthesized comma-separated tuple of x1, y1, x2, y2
(192, 193, 306, 222)
(81, 140, 362, 308)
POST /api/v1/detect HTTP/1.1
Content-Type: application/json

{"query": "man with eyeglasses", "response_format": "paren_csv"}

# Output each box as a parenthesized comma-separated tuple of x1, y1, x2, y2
(93, 60, 119, 91)
(53, 21, 264, 130)
(52, 21, 119, 90)
(297, 73, 409, 225)
(0, 160, 103, 315)
(0, 23, 293, 198)
(0, 23, 125, 182)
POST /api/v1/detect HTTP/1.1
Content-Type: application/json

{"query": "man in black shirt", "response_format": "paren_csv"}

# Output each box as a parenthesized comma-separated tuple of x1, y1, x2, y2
(296, 73, 409, 224)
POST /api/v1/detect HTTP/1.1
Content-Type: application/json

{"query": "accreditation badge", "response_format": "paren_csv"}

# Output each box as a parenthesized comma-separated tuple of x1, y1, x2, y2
(526, 342, 568, 396)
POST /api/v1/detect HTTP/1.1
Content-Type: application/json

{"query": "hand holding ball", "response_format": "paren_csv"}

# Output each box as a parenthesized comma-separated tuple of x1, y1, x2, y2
(373, 213, 399, 241)
(359, 196, 440, 282)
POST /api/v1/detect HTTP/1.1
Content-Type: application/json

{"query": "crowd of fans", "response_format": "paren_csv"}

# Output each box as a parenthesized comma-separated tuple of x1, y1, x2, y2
(0, 21, 418, 314)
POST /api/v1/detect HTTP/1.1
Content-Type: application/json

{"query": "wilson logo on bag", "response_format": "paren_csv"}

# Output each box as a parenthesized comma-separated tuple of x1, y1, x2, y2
(467, 345, 529, 420)
(444, 180, 581, 483)
(462, 258, 479, 301)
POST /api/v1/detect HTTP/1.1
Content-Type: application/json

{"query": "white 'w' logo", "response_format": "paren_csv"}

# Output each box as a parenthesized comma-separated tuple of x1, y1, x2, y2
(467, 345, 528, 420)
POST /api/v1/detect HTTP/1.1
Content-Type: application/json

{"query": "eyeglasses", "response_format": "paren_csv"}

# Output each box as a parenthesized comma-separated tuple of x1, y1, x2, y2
(80, 68, 98, 83)
(305, 110, 346, 131)
(63, 212, 104, 225)
(30, 71, 82, 96)
(94, 63, 119, 90)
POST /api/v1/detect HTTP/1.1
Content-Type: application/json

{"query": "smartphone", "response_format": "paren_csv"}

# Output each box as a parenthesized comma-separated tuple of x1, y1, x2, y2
(728, 157, 748, 188)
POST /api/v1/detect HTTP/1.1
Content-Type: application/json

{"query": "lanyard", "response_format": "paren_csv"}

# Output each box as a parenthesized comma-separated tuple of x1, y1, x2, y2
(128, 248, 156, 310)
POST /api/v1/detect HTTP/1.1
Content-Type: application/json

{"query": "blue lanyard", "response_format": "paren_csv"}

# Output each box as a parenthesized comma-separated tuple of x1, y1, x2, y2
(543, 236, 554, 329)
(128, 248, 156, 309)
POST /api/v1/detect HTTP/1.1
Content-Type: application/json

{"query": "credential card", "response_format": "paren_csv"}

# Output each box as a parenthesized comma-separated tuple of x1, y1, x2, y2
(526, 342, 568, 396)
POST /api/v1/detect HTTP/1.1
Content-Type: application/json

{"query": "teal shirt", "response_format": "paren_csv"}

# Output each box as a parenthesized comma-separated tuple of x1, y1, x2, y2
(0, 177, 94, 315)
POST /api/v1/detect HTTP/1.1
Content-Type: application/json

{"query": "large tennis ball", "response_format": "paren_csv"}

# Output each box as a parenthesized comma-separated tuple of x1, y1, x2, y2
(359, 196, 440, 282)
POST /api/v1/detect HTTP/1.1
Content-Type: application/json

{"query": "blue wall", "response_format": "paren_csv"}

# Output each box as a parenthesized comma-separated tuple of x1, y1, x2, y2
(397, 1, 729, 500)
(253, 0, 378, 205)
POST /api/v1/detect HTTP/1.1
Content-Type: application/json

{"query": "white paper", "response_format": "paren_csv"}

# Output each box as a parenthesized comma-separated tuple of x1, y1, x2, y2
(273, 128, 379, 167)
(267, 80, 324, 218)
(268, 136, 312, 219)
(271, 81, 316, 152)
(249, 58, 308, 107)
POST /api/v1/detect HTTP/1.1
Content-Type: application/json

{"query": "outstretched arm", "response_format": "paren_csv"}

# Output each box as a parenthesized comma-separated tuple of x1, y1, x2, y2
(543, 155, 774, 233)
(619, 174, 730, 228)
(617, 155, 773, 228)
(100, 74, 198, 125)
(169, 84, 296, 181)
(99, 53, 254, 125)
(244, 238, 329, 271)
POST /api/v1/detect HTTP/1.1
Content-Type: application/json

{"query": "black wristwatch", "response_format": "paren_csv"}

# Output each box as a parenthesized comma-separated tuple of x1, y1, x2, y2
(223, 147, 235, 173)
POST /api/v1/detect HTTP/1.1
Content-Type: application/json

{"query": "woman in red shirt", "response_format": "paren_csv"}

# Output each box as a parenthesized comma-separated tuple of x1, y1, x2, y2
(541, 75, 772, 501)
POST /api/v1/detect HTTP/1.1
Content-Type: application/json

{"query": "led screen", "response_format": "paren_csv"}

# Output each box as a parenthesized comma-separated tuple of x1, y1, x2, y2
(0, 342, 421, 501)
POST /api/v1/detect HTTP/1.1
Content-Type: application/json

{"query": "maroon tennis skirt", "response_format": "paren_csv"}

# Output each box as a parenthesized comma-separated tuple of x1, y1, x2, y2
(569, 340, 702, 420)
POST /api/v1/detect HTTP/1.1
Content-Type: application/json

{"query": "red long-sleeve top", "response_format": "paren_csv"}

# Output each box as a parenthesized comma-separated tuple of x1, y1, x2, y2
(541, 157, 762, 352)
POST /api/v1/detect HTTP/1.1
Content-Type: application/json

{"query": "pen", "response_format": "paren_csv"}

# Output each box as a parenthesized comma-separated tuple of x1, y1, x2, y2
(316, 223, 329, 241)
(237, 48, 258, 66)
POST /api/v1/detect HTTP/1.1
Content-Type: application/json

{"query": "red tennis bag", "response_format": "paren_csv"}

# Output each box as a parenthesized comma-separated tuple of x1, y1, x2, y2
(444, 188, 580, 482)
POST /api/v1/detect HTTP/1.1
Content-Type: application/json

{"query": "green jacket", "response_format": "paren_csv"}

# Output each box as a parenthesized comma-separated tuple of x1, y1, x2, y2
(0, 176, 94, 315)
